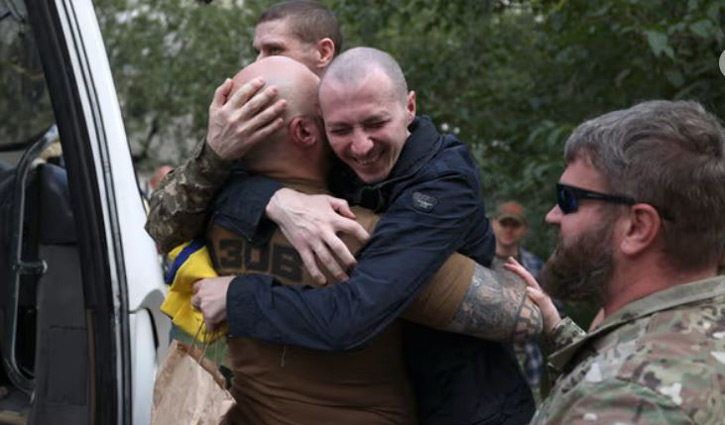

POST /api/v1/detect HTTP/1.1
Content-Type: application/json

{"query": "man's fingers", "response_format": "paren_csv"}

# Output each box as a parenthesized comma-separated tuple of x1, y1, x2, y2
(210, 78, 233, 112)
(230, 83, 278, 118)
(314, 232, 351, 281)
(204, 315, 216, 332)
(503, 257, 541, 291)
(324, 232, 357, 274)
(310, 240, 348, 283)
(235, 107, 286, 144)
(300, 249, 326, 285)
(335, 218, 370, 245)
(329, 197, 355, 219)
(227, 77, 266, 109)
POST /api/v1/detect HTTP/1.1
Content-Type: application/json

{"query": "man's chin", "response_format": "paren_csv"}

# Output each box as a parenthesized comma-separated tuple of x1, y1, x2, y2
(540, 235, 613, 306)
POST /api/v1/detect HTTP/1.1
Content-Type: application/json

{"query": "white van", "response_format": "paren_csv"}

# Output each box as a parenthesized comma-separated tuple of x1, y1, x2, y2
(0, 1, 170, 424)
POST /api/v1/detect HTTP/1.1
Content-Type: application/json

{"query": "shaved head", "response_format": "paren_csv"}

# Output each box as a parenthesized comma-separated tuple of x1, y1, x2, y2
(230, 56, 328, 178)
(232, 56, 320, 123)
(320, 47, 409, 103)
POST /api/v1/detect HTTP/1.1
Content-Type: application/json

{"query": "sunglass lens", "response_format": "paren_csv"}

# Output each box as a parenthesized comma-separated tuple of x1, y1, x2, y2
(557, 185, 577, 214)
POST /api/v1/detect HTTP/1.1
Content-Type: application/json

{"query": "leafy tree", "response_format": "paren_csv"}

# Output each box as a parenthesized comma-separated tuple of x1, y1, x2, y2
(93, 0, 725, 261)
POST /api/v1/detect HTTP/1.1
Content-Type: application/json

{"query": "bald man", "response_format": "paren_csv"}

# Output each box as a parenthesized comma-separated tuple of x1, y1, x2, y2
(173, 56, 540, 424)
(189, 49, 535, 424)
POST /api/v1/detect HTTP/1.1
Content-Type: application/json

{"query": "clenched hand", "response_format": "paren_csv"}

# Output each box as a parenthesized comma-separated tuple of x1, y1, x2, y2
(192, 276, 234, 332)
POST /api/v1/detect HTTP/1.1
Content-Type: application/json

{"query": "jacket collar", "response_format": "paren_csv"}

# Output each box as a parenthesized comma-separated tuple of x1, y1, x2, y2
(548, 275, 725, 373)
(342, 116, 442, 211)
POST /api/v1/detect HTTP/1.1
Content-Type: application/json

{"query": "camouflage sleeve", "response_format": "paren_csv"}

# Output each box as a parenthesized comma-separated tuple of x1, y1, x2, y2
(145, 139, 233, 253)
(553, 380, 695, 425)
(547, 317, 586, 353)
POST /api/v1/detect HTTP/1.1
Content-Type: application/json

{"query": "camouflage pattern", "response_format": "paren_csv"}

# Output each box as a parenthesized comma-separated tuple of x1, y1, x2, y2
(547, 317, 587, 357)
(532, 275, 725, 425)
(145, 139, 233, 253)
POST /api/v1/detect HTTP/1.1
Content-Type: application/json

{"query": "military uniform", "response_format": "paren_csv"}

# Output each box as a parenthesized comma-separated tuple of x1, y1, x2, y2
(146, 139, 234, 253)
(532, 275, 725, 425)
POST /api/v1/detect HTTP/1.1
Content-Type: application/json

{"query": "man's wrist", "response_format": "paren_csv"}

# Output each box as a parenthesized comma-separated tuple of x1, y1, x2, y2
(265, 187, 290, 222)
(193, 138, 234, 185)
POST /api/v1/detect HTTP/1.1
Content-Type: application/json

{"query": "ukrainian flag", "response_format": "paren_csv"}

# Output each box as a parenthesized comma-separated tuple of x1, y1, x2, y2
(161, 240, 228, 343)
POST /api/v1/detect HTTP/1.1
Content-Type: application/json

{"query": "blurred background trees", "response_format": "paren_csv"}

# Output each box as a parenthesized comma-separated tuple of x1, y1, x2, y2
(94, 0, 725, 265)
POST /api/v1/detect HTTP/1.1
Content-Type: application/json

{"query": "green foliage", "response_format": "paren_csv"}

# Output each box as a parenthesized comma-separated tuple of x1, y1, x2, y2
(95, 0, 258, 163)
(90, 0, 725, 264)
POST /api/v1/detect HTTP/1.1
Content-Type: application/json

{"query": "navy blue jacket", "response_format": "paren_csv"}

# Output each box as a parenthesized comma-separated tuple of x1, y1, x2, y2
(215, 116, 534, 425)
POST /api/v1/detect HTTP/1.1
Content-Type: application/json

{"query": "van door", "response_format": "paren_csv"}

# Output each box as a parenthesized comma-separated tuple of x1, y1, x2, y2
(0, 1, 169, 424)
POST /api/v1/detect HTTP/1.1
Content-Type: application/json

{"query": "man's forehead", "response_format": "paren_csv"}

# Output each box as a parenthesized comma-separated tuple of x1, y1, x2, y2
(321, 71, 399, 104)
(560, 156, 607, 191)
(254, 18, 296, 43)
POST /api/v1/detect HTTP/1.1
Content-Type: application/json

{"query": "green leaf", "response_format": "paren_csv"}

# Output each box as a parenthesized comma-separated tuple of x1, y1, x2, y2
(664, 69, 685, 87)
(688, 19, 713, 38)
(644, 30, 672, 59)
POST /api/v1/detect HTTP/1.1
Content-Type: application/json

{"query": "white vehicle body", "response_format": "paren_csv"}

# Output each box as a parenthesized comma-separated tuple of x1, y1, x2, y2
(0, 0, 170, 424)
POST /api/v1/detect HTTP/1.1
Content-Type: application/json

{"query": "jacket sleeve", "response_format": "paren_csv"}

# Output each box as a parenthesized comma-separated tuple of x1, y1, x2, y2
(225, 171, 483, 350)
(145, 140, 282, 253)
(145, 139, 233, 253)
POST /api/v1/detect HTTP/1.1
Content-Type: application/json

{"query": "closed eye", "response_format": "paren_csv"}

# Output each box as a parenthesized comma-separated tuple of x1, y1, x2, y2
(365, 120, 388, 130)
(329, 128, 351, 136)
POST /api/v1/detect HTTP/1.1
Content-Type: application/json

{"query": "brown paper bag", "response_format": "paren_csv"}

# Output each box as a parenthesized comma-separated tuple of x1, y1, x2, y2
(151, 340, 235, 425)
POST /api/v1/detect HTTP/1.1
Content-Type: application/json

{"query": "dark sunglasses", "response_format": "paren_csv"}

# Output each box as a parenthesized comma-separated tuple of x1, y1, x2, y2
(556, 183, 635, 214)
(556, 183, 674, 221)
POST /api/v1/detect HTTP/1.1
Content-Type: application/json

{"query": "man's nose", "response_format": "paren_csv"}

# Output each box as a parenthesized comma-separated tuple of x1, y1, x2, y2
(545, 205, 563, 224)
(350, 129, 374, 156)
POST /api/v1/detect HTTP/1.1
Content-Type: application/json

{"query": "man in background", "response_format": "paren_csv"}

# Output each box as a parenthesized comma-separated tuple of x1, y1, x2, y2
(490, 201, 545, 403)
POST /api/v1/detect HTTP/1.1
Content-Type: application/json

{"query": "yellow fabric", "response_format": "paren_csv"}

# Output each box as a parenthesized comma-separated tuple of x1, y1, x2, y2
(161, 243, 227, 343)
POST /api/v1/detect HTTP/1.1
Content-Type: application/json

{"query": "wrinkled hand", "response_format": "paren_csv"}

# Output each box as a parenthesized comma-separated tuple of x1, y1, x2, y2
(206, 77, 287, 160)
(504, 257, 561, 334)
(266, 188, 370, 285)
(191, 276, 234, 332)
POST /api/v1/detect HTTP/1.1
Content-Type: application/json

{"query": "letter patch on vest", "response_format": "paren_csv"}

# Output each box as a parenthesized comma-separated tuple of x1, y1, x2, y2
(412, 191, 438, 212)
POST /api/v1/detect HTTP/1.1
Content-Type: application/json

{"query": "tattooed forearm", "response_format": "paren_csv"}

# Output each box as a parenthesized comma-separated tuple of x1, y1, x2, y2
(445, 264, 543, 343)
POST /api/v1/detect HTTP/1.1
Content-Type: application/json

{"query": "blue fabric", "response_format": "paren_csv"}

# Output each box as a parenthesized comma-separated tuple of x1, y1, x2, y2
(212, 168, 282, 243)
(519, 248, 544, 279)
(518, 248, 545, 388)
(164, 238, 205, 285)
(221, 116, 533, 424)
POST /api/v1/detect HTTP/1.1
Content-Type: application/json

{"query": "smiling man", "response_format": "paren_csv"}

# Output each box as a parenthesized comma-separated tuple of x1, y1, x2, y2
(190, 47, 535, 424)
(319, 52, 415, 184)
(506, 100, 725, 425)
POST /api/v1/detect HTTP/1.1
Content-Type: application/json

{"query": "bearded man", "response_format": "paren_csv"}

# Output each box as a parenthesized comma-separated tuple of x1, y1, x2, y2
(506, 100, 725, 425)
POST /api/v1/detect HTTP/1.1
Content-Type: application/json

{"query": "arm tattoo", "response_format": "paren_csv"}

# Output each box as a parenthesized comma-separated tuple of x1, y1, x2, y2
(446, 264, 543, 343)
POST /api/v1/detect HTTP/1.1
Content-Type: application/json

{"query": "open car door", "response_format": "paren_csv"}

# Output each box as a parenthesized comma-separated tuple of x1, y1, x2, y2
(0, 1, 170, 424)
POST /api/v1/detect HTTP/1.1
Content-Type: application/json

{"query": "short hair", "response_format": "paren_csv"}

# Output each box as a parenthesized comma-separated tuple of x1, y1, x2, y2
(564, 100, 725, 271)
(258, 1, 343, 56)
(320, 47, 408, 102)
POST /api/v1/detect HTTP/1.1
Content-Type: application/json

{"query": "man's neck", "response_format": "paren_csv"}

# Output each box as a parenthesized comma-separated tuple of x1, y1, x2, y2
(603, 258, 718, 316)
(246, 149, 329, 189)
(495, 244, 520, 258)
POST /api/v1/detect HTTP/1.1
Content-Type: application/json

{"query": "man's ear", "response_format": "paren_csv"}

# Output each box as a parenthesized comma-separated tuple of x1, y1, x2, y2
(289, 116, 319, 147)
(316, 38, 335, 69)
(405, 90, 417, 125)
(619, 204, 662, 256)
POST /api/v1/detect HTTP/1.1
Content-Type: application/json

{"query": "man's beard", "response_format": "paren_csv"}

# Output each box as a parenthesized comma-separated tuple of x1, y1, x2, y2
(539, 218, 616, 306)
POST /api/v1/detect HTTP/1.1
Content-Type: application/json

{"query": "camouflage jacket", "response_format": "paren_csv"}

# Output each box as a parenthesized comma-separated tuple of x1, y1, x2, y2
(145, 139, 233, 253)
(532, 275, 725, 425)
